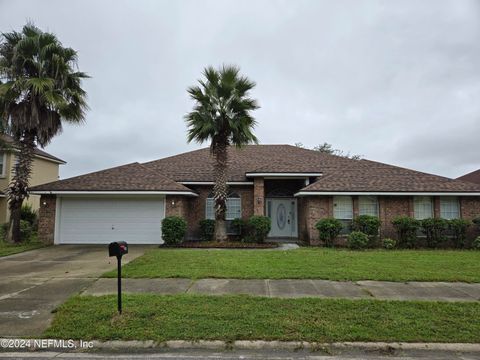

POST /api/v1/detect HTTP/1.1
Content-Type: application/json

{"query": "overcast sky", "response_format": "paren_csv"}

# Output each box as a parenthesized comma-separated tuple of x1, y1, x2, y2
(1, 0, 479, 179)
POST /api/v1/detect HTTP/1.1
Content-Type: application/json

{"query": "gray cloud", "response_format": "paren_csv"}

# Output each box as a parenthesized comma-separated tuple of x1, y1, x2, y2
(0, 0, 479, 179)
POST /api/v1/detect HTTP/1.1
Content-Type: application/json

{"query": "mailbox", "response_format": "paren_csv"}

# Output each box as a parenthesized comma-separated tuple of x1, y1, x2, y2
(109, 241, 128, 257)
(108, 241, 128, 314)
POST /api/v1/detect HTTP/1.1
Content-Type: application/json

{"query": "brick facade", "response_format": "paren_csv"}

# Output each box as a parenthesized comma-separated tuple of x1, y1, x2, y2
(36, 189, 480, 245)
(166, 185, 254, 240)
(38, 195, 56, 244)
(253, 178, 265, 215)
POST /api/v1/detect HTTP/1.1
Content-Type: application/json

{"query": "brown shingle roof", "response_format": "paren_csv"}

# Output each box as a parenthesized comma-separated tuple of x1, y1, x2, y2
(30, 144, 480, 194)
(142, 145, 358, 181)
(457, 169, 480, 185)
(30, 162, 193, 192)
(300, 159, 480, 193)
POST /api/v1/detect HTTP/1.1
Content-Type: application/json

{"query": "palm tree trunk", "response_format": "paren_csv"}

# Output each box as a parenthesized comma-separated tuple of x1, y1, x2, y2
(213, 142, 228, 242)
(7, 132, 35, 243)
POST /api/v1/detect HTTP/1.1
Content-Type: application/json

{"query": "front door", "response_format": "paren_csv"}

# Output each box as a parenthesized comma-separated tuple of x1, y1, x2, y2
(266, 198, 298, 238)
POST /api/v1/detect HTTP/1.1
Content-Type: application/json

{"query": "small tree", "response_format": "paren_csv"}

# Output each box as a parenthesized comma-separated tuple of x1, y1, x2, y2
(315, 218, 343, 247)
(448, 219, 470, 249)
(392, 216, 420, 248)
(420, 218, 448, 248)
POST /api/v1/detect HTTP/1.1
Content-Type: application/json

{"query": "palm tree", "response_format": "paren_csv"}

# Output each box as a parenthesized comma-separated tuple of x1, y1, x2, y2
(185, 65, 259, 242)
(0, 23, 88, 243)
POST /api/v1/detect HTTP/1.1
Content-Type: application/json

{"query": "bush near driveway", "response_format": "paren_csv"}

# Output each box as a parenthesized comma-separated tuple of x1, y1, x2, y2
(45, 294, 480, 343)
(103, 248, 480, 282)
(161, 216, 187, 245)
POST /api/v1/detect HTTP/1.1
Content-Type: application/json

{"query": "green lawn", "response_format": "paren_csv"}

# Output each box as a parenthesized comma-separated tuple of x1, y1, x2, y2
(103, 248, 480, 282)
(0, 240, 45, 257)
(45, 294, 480, 343)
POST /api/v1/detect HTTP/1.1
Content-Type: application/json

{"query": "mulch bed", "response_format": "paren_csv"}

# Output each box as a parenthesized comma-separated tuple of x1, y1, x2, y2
(160, 241, 279, 249)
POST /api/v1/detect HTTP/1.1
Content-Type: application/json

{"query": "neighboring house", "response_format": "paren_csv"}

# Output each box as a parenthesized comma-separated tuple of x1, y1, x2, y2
(0, 135, 65, 223)
(457, 169, 480, 185)
(30, 145, 480, 245)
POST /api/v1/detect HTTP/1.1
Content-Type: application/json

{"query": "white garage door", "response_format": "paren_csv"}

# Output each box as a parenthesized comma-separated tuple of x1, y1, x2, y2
(56, 197, 165, 244)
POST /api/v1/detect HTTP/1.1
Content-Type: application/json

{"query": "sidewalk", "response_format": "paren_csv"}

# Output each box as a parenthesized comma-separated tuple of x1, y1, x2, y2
(83, 278, 480, 302)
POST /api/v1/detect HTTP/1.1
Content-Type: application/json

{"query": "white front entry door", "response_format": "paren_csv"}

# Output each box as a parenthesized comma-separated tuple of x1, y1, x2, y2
(266, 198, 298, 238)
(56, 197, 165, 244)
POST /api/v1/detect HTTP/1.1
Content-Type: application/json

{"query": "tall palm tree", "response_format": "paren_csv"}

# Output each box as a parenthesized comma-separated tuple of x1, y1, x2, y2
(185, 65, 259, 242)
(0, 23, 88, 242)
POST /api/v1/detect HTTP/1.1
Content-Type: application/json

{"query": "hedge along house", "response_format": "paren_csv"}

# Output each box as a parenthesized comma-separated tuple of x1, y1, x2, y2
(30, 145, 480, 245)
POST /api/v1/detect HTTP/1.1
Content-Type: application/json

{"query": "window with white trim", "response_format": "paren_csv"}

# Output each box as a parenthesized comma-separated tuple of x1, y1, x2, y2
(414, 196, 433, 220)
(206, 192, 242, 234)
(440, 197, 460, 219)
(333, 196, 353, 234)
(358, 196, 379, 216)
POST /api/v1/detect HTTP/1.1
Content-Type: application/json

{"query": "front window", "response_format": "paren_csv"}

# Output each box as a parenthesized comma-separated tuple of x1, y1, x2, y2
(358, 196, 379, 216)
(206, 192, 242, 234)
(440, 197, 460, 219)
(333, 196, 353, 234)
(414, 196, 433, 220)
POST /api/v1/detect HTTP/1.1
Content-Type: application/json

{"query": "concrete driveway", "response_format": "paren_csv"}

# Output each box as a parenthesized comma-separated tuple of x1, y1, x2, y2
(0, 245, 153, 337)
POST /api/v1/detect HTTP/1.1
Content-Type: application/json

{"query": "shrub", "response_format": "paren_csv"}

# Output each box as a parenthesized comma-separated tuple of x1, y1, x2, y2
(392, 216, 420, 248)
(420, 218, 448, 248)
(246, 216, 271, 243)
(353, 215, 381, 247)
(473, 236, 480, 250)
(0, 223, 8, 241)
(315, 218, 343, 247)
(382, 238, 396, 250)
(20, 220, 33, 242)
(161, 216, 187, 245)
(448, 219, 470, 248)
(473, 218, 480, 226)
(21, 204, 37, 227)
(347, 231, 369, 250)
(231, 218, 246, 236)
(199, 219, 215, 241)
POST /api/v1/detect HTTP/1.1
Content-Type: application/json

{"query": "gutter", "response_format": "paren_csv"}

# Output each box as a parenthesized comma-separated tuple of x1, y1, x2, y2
(295, 191, 480, 196)
(29, 190, 198, 196)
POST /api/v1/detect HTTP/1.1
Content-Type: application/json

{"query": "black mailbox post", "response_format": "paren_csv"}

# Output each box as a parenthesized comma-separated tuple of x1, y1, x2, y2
(108, 241, 128, 314)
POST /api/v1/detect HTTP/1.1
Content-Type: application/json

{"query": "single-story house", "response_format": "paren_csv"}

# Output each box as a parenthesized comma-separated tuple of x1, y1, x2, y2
(30, 145, 480, 245)
(457, 169, 480, 185)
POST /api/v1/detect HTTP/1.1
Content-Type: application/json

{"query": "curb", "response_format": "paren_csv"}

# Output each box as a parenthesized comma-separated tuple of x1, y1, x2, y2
(2, 339, 479, 353)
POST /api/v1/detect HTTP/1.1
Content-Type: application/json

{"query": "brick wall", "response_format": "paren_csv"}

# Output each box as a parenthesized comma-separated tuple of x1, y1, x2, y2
(38, 195, 56, 244)
(302, 195, 480, 245)
(302, 196, 332, 244)
(460, 197, 480, 241)
(178, 185, 254, 240)
(378, 196, 411, 239)
(253, 178, 265, 215)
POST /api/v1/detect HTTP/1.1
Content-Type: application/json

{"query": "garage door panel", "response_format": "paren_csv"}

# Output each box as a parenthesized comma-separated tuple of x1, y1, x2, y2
(57, 197, 165, 244)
